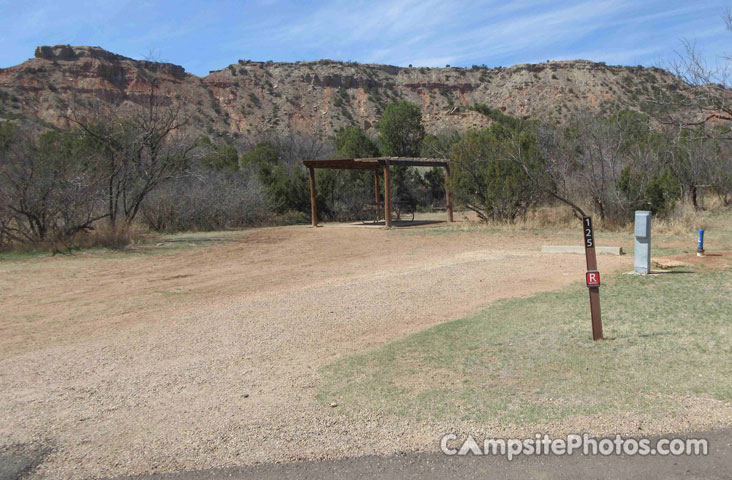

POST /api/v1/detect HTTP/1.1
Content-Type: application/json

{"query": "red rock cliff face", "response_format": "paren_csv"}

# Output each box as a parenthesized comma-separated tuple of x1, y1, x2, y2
(0, 45, 686, 140)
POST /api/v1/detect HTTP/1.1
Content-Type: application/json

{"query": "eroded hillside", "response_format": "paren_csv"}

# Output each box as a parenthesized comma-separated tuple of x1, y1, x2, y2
(0, 45, 685, 140)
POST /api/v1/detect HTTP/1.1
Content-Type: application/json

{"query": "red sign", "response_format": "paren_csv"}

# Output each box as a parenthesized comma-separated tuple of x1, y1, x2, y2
(586, 270, 600, 287)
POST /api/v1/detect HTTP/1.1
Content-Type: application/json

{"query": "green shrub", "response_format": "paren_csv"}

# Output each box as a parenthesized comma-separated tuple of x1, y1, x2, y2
(248, 92, 261, 108)
(450, 124, 543, 221)
(378, 101, 425, 157)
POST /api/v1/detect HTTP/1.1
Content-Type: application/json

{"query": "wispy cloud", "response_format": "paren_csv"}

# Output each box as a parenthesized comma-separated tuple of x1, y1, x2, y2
(0, 0, 729, 74)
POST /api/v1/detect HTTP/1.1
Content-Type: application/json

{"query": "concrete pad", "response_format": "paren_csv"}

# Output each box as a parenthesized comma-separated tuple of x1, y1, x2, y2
(541, 245, 624, 255)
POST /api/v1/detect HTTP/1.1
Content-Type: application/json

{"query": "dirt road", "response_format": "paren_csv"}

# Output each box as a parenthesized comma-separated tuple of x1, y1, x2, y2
(120, 429, 732, 480)
(1, 223, 632, 478)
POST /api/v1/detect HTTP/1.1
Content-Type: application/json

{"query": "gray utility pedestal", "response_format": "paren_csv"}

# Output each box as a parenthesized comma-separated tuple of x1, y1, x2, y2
(634, 211, 651, 274)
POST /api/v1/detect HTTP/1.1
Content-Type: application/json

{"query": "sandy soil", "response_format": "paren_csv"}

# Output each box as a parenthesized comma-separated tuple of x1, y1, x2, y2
(1, 222, 718, 478)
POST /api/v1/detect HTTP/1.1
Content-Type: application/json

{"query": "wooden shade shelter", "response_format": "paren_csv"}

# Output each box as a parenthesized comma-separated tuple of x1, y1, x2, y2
(302, 157, 453, 228)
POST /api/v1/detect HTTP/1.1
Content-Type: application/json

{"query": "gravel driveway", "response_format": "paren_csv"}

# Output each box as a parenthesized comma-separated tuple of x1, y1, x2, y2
(2, 224, 637, 478)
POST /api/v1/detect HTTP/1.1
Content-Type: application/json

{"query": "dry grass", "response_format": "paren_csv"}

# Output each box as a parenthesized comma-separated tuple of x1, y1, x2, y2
(0, 222, 156, 256)
(468, 206, 579, 230)
(78, 222, 153, 249)
(422, 201, 730, 240)
(653, 201, 720, 235)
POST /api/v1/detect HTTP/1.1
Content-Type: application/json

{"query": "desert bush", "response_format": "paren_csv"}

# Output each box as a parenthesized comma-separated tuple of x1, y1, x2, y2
(450, 124, 544, 221)
(240, 140, 312, 215)
(664, 127, 718, 210)
(199, 138, 240, 170)
(707, 137, 732, 205)
(618, 167, 680, 217)
(531, 110, 696, 224)
(561, 110, 652, 221)
(141, 168, 271, 232)
(77, 221, 149, 249)
(652, 201, 709, 235)
(0, 124, 106, 252)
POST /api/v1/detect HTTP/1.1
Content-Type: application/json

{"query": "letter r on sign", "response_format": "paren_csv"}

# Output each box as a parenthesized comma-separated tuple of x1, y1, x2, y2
(586, 270, 600, 287)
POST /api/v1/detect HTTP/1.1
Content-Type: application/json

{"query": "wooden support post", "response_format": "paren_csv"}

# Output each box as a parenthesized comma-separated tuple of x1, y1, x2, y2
(308, 167, 318, 227)
(374, 171, 380, 222)
(445, 165, 454, 222)
(583, 216, 603, 340)
(383, 163, 392, 228)
(588, 285, 602, 340)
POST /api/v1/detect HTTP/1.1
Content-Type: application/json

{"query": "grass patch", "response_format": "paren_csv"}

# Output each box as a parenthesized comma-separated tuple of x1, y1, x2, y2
(0, 250, 54, 261)
(318, 267, 732, 424)
(0, 229, 254, 262)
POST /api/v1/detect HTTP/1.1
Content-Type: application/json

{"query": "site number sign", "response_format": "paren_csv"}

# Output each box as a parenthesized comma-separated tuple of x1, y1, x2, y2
(584, 217, 594, 248)
(582, 216, 603, 340)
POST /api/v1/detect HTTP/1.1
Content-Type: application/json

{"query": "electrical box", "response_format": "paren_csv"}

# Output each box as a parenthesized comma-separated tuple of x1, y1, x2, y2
(635, 211, 651, 238)
(634, 211, 651, 274)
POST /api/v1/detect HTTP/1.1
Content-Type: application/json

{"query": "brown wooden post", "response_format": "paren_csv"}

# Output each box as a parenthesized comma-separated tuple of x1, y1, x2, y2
(445, 165, 454, 222)
(308, 166, 318, 227)
(583, 216, 603, 340)
(383, 163, 392, 228)
(374, 171, 380, 222)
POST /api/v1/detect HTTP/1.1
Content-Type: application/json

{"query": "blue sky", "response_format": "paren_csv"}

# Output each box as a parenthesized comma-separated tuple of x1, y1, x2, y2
(0, 0, 729, 76)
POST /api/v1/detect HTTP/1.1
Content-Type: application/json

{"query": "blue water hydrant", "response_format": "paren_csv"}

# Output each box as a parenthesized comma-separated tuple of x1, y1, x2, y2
(697, 229, 705, 256)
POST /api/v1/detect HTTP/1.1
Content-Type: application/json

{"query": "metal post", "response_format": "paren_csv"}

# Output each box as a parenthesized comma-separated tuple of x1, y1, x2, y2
(308, 167, 318, 227)
(583, 216, 603, 341)
(445, 165, 454, 223)
(384, 163, 392, 228)
(634, 211, 651, 274)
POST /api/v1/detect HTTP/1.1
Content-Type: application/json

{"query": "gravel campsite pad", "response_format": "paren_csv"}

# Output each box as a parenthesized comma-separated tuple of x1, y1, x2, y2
(0, 223, 727, 479)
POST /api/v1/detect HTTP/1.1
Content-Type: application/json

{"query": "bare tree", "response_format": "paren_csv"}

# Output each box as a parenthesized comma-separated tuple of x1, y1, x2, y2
(270, 132, 334, 171)
(141, 167, 271, 231)
(0, 126, 105, 250)
(707, 138, 732, 204)
(65, 84, 197, 229)
(523, 112, 666, 221)
(664, 126, 715, 209)
(515, 122, 590, 219)
(648, 9, 732, 139)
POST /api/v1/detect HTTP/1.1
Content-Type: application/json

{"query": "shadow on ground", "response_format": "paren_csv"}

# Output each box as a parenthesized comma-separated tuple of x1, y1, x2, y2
(351, 219, 447, 228)
(0, 443, 51, 480)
